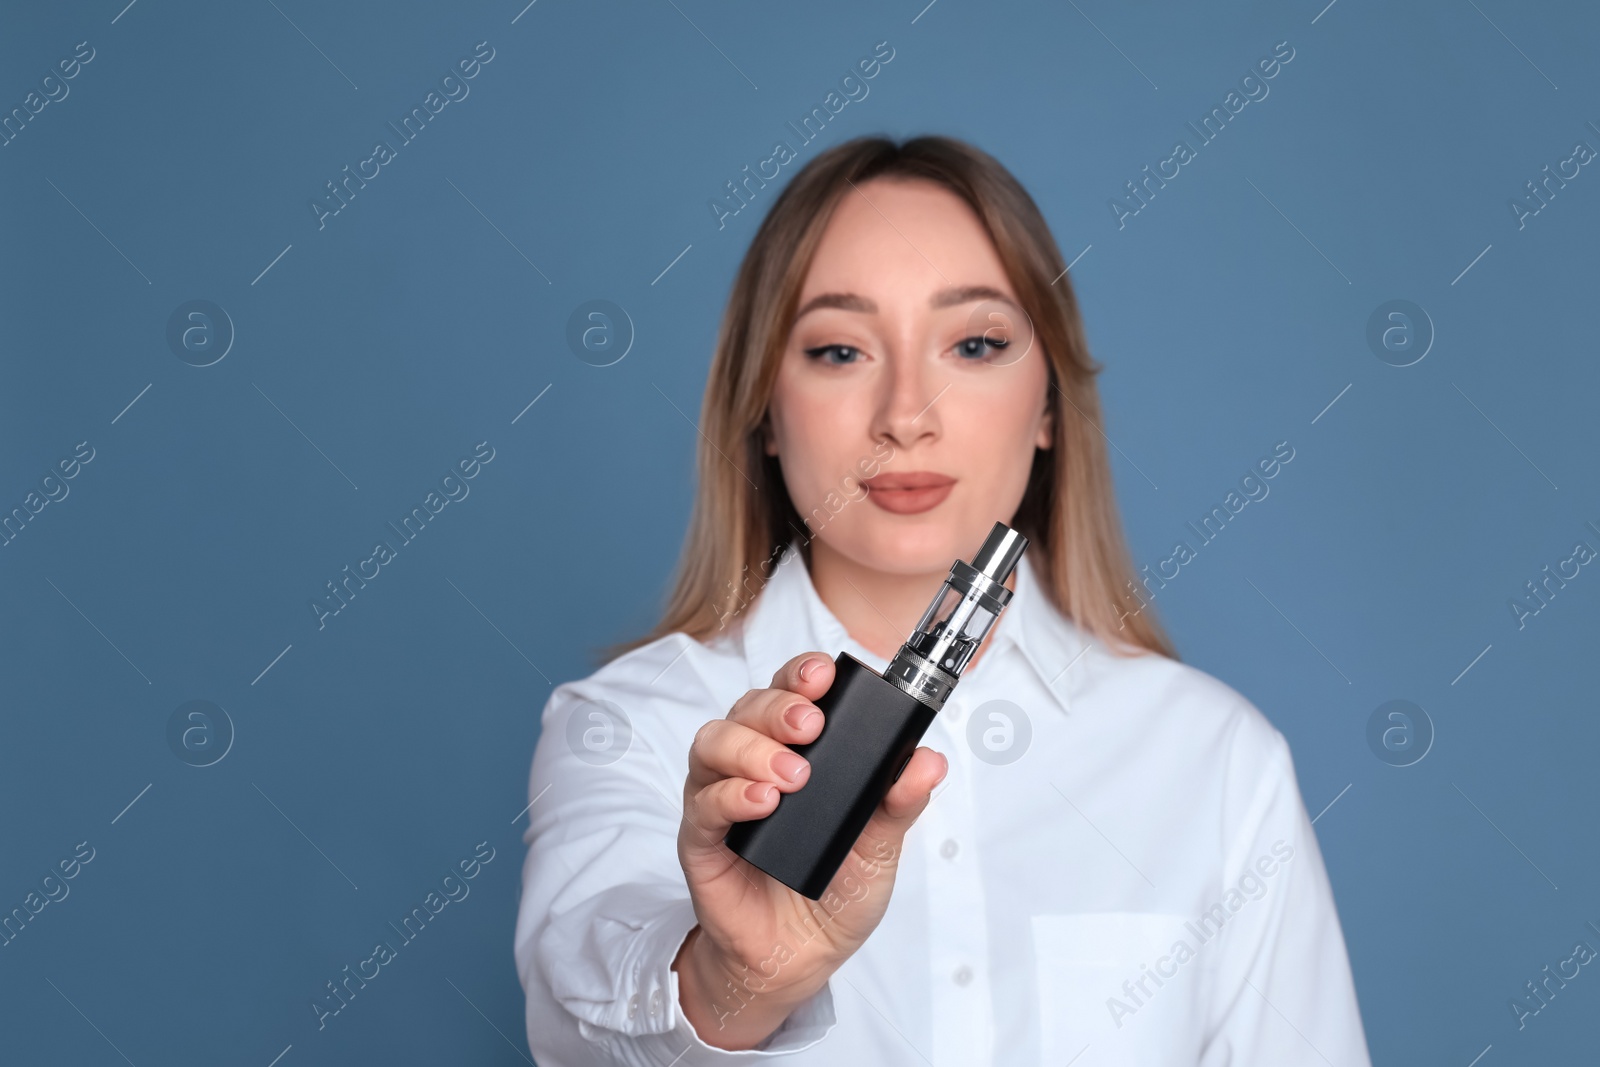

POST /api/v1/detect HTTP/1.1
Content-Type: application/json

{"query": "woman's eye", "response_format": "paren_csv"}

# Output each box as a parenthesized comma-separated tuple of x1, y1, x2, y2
(954, 334, 1009, 360)
(803, 344, 862, 365)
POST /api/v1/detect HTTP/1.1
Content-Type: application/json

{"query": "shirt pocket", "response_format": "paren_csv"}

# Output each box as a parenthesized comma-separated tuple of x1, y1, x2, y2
(1032, 911, 1202, 1066)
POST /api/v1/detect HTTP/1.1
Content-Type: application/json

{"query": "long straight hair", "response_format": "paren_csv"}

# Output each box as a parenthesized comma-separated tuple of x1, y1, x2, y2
(604, 135, 1176, 664)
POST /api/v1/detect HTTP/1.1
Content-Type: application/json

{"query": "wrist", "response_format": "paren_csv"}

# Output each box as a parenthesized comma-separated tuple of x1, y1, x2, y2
(688, 924, 833, 1002)
(673, 925, 827, 1050)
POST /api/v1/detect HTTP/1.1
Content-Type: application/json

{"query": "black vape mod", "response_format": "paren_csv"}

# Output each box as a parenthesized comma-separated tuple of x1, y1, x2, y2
(723, 521, 1029, 899)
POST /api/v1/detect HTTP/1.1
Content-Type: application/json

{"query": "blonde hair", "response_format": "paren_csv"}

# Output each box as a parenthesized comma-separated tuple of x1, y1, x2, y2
(603, 135, 1176, 664)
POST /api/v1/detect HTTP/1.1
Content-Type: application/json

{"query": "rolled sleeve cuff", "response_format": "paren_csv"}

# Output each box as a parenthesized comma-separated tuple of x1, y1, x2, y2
(580, 894, 836, 1064)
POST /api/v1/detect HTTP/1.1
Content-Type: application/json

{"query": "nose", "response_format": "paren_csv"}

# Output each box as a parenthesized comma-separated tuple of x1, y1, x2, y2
(868, 346, 944, 451)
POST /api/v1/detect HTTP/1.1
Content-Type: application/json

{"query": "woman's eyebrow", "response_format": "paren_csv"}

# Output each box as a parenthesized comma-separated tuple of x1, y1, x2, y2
(794, 292, 875, 319)
(794, 285, 1017, 320)
(929, 284, 1015, 310)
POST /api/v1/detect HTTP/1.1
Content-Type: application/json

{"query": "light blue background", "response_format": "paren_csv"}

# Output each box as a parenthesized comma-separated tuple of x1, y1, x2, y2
(2, 0, 1596, 1062)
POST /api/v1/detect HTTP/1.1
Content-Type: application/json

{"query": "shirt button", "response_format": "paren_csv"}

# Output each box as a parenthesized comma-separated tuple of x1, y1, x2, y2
(628, 992, 639, 1018)
(649, 988, 662, 1016)
(953, 964, 973, 986)
(940, 838, 959, 860)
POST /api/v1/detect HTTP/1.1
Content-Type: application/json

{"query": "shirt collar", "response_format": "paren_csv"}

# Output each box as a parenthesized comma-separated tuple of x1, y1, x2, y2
(737, 540, 1093, 717)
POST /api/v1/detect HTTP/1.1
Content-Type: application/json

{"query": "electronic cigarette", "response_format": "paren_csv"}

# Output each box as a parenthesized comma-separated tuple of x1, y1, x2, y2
(724, 521, 1029, 900)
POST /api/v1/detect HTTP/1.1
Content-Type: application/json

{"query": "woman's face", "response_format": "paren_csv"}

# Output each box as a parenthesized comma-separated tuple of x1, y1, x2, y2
(765, 176, 1053, 577)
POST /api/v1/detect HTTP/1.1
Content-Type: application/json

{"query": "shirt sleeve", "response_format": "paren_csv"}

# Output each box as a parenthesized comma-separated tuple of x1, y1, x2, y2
(1199, 714, 1372, 1067)
(514, 643, 839, 1065)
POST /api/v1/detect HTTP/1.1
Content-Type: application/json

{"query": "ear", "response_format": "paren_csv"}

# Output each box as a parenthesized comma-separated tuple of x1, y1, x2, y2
(761, 414, 779, 457)
(1035, 391, 1055, 450)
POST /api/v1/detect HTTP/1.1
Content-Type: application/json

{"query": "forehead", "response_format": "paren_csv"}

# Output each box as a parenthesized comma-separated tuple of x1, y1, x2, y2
(798, 177, 1011, 302)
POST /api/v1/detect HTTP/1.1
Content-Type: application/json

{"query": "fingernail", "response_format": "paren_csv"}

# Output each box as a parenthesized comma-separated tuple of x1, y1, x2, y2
(772, 751, 809, 783)
(799, 657, 824, 683)
(747, 782, 775, 803)
(784, 703, 822, 732)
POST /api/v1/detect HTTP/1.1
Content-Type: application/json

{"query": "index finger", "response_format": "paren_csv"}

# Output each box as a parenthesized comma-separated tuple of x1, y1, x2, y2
(771, 651, 836, 704)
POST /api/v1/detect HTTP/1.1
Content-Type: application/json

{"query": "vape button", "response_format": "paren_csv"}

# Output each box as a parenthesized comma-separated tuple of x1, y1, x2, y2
(953, 964, 973, 986)
(940, 838, 959, 860)
(891, 751, 913, 782)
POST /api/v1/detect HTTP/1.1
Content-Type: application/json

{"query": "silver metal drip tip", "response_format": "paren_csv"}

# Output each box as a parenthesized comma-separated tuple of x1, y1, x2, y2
(970, 522, 1028, 584)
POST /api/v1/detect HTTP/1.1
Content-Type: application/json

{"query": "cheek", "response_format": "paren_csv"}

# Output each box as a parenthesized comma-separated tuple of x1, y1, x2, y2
(769, 371, 871, 502)
(970, 366, 1048, 447)
(948, 367, 1048, 494)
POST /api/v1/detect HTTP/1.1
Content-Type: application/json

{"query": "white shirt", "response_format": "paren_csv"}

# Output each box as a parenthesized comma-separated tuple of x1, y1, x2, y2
(515, 542, 1371, 1066)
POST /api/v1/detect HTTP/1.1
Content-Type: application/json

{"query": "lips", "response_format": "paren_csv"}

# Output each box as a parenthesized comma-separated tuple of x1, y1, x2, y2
(862, 471, 956, 515)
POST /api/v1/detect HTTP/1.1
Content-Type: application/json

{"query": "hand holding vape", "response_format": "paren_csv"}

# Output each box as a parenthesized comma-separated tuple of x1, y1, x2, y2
(724, 521, 1029, 899)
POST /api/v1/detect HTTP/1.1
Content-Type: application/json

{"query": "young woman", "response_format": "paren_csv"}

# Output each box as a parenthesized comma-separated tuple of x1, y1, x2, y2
(515, 135, 1369, 1066)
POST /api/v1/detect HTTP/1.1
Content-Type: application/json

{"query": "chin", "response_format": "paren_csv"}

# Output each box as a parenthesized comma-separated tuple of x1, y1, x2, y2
(825, 509, 981, 576)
